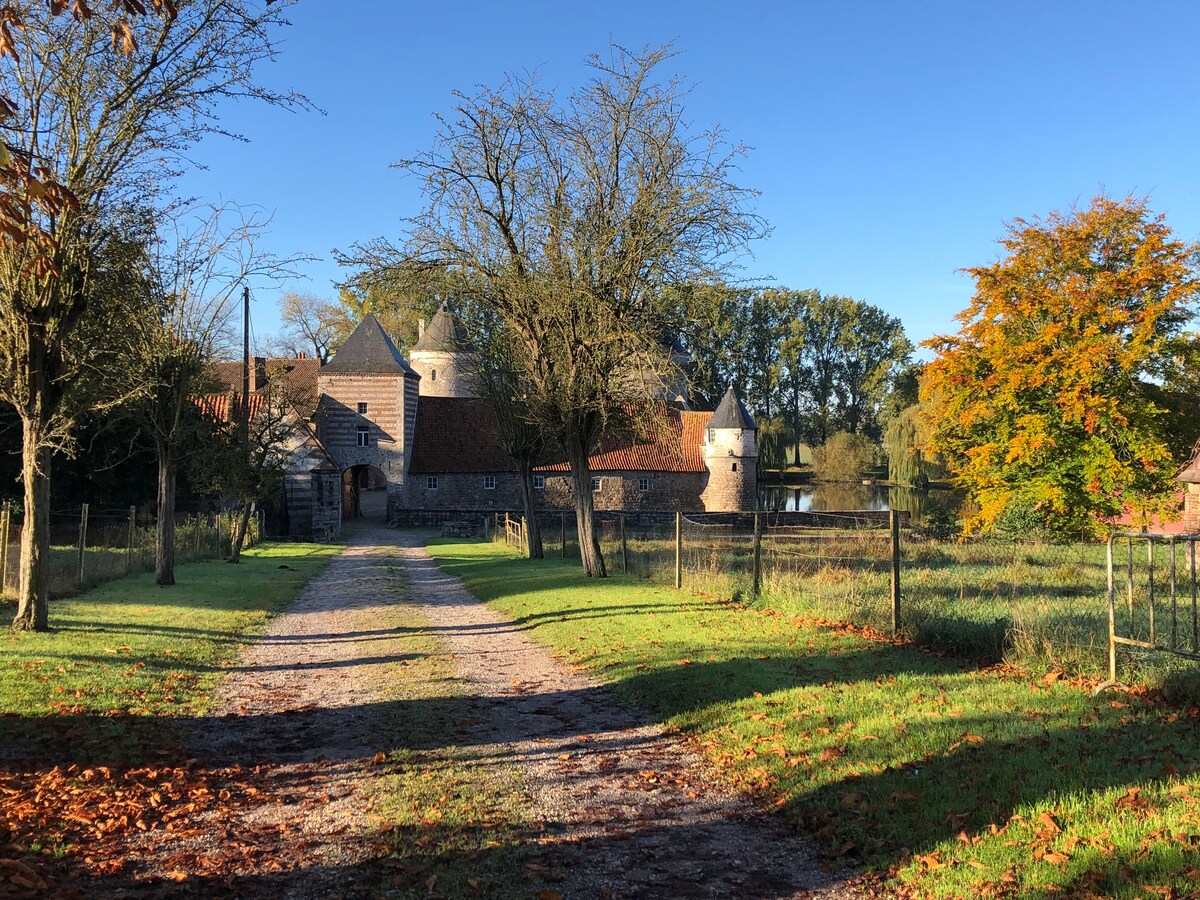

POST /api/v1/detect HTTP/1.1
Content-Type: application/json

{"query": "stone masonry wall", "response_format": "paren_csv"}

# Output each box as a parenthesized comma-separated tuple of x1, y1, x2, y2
(701, 456, 758, 512)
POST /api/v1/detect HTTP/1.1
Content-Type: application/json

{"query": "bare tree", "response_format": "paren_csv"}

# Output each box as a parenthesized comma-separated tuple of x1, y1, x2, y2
(0, 2, 307, 630)
(133, 203, 306, 586)
(192, 361, 315, 563)
(272, 291, 342, 363)
(351, 44, 765, 576)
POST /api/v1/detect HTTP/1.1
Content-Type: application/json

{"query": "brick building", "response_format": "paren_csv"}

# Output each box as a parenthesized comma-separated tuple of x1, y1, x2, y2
(216, 304, 758, 539)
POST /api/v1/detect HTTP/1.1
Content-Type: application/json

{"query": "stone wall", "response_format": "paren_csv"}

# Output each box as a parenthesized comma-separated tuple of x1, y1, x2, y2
(408, 349, 478, 398)
(701, 456, 758, 512)
(539, 472, 705, 512)
(407, 472, 525, 511)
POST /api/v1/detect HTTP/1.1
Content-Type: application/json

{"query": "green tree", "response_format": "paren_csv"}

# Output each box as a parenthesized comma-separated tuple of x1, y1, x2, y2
(0, 1, 304, 631)
(810, 431, 877, 483)
(922, 195, 1199, 535)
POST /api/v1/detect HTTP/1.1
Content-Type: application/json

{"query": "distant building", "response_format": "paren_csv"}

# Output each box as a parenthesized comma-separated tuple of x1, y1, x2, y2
(211, 304, 758, 539)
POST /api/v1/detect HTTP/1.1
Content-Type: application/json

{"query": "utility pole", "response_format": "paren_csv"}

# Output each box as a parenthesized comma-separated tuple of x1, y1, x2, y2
(241, 284, 250, 449)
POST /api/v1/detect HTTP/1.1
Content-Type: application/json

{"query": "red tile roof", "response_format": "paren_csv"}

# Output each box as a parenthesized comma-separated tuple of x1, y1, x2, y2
(210, 357, 321, 415)
(537, 409, 708, 473)
(195, 392, 267, 424)
(408, 399, 519, 474)
(408, 398, 707, 475)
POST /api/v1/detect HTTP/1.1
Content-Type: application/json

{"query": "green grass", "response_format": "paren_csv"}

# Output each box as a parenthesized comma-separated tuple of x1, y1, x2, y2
(428, 538, 1200, 899)
(0, 542, 338, 720)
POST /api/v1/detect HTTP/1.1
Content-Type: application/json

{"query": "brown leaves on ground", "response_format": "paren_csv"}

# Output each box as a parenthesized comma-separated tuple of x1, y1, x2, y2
(0, 760, 273, 881)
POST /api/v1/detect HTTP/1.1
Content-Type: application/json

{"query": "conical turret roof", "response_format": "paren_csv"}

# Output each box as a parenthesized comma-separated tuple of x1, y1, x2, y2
(706, 386, 756, 430)
(323, 314, 416, 375)
(412, 301, 471, 353)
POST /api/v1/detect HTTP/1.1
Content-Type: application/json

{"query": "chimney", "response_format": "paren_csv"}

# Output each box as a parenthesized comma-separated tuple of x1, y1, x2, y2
(418, 318, 425, 339)
(297, 351, 306, 359)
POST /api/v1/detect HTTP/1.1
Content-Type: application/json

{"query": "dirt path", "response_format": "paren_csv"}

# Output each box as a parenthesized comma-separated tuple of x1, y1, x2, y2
(392, 529, 863, 899)
(78, 522, 865, 898)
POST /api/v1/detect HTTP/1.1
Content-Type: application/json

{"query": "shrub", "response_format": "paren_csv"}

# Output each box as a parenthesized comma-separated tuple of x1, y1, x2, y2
(811, 432, 877, 483)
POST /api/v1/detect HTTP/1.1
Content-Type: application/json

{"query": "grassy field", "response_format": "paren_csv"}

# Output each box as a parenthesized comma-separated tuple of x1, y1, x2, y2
(565, 522, 1179, 681)
(0, 542, 337, 754)
(429, 537, 1200, 899)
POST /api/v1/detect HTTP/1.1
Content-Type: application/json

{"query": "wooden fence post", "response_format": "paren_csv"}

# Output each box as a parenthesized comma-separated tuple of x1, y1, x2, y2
(521, 516, 528, 557)
(674, 511, 683, 590)
(127, 506, 136, 572)
(890, 510, 901, 637)
(752, 510, 762, 598)
(0, 505, 10, 597)
(620, 513, 628, 574)
(77, 503, 89, 589)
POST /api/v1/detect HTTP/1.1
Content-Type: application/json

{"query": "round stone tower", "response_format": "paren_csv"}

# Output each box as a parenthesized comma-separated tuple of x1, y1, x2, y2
(700, 386, 758, 512)
(408, 302, 478, 398)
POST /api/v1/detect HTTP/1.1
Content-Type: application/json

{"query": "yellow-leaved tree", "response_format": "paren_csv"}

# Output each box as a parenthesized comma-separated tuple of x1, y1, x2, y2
(921, 195, 1200, 537)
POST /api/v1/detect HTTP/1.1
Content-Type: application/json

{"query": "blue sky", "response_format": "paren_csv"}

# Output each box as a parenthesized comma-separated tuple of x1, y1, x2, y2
(177, 1, 1200, 353)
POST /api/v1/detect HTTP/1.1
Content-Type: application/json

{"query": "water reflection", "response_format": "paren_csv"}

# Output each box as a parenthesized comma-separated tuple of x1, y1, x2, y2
(759, 483, 962, 525)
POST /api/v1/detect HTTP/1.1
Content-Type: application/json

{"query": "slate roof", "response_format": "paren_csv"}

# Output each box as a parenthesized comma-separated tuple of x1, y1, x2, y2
(408, 398, 707, 475)
(706, 386, 757, 431)
(323, 314, 417, 376)
(411, 302, 471, 353)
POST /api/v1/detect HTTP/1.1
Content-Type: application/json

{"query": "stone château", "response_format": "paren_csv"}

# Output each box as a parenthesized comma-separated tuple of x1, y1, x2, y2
(214, 305, 758, 539)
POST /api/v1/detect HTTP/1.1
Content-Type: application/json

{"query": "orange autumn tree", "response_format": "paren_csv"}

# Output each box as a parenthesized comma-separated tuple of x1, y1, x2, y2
(921, 195, 1200, 536)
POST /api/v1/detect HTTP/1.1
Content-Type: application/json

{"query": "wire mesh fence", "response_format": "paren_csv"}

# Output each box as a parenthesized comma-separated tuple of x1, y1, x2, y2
(0, 503, 262, 601)
(484, 508, 1147, 675)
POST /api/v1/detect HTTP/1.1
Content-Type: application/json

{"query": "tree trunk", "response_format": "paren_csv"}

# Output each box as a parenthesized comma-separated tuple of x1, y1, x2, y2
(155, 439, 177, 586)
(227, 502, 254, 564)
(518, 461, 544, 559)
(565, 432, 606, 577)
(12, 419, 50, 631)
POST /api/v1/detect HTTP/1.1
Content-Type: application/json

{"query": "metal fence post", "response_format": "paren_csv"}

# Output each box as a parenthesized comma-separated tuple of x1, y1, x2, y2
(127, 505, 136, 572)
(620, 513, 628, 574)
(77, 503, 89, 589)
(752, 510, 762, 598)
(674, 511, 682, 590)
(0, 505, 9, 597)
(890, 510, 901, 637)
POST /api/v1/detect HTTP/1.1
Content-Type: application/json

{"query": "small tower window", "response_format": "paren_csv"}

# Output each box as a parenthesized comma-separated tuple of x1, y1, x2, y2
(356, 425, 370, 447)
(732, 463, 738, 472)
(357, 402, 368, 414)
(431, 369, 437, 382)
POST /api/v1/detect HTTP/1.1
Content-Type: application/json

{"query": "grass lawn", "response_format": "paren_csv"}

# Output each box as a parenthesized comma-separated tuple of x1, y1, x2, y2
(0, 543, 338, 754)
(428, 538, 1200, 900)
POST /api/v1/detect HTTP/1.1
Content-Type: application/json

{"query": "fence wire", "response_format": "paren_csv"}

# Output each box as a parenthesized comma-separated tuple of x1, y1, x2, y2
(0, 504, 261, 601)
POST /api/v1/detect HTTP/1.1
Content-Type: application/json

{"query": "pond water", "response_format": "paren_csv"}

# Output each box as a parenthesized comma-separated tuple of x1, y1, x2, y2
(758, 483, 963, 525)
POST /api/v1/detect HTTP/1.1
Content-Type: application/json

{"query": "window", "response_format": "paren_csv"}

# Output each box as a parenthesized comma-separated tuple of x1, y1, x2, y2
(639, 477, 650, 492)
(356, 425, 370, 447)
(533, 474, 545, 490)
(732, 462, 738, 472)
(591, 476, 602, 493)
(357, 402, 368, 414)
(431, 369, 437, 382)
(483, 475, 496, 490)
(426, 476, 439, 490)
